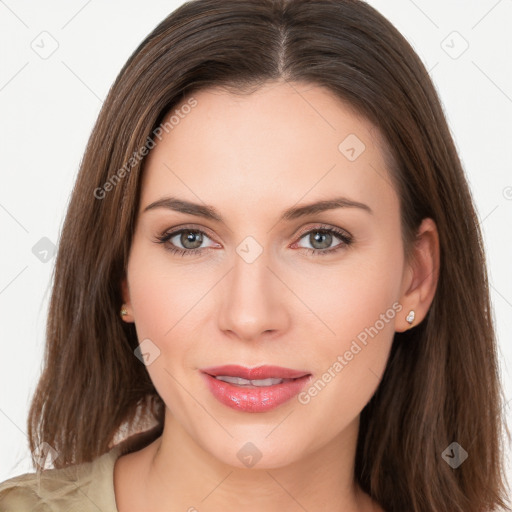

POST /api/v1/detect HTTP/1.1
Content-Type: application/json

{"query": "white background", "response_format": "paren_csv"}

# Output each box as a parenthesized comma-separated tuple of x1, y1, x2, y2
(1, 0, 511, 489)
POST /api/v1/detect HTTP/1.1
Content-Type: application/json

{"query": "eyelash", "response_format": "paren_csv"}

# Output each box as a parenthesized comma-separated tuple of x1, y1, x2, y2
(154, 224, 353, 258)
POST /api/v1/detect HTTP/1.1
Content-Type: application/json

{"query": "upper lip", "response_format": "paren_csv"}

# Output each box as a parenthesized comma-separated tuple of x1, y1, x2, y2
(201, 365, 310, 380)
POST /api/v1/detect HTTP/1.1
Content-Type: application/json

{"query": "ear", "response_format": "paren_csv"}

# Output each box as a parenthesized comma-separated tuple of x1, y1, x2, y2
(395, 217, 440, 332)
(120, 276, 135, 323)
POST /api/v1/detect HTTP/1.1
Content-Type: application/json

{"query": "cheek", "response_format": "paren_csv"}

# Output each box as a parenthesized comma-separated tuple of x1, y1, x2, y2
(125, 245, 203, 414)
(126, 243, 208, 340)
(300, 252, 403, 347)
(293, 243, 404, 406)
(296, 243, 403, 418)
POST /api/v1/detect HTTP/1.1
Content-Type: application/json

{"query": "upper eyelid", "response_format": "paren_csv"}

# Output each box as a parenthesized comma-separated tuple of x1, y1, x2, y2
(294, 223, 351, 239)
(161, 224, 219, 243)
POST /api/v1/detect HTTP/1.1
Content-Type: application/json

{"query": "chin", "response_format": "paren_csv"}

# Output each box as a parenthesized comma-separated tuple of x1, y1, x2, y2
(203, 429, 312, 471)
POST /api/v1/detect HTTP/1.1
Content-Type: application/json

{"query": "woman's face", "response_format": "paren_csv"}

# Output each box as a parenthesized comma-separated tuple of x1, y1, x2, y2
(122, 81, 413, 468)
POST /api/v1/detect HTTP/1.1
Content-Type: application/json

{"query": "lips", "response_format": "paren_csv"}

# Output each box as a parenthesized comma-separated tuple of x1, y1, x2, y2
(201, 365, 312, 413)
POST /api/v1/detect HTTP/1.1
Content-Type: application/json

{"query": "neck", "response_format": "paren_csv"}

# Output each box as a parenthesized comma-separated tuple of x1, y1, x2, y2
(121, 410, 377, 512)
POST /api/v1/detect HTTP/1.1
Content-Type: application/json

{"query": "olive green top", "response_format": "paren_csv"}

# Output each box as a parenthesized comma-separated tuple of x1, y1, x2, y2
(0, 444, 124, 512)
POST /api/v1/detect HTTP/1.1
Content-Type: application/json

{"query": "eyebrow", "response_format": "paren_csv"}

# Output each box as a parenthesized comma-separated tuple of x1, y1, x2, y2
(143, 195, 373, 221)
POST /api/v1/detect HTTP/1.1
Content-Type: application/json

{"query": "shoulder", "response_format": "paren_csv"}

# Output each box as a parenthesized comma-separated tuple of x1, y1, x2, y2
(0, 445, 124, 512)
(0, 472, 51, 511)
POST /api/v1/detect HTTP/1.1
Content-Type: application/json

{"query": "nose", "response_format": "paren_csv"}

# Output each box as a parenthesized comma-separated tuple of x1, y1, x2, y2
(217, 243, 290, 342)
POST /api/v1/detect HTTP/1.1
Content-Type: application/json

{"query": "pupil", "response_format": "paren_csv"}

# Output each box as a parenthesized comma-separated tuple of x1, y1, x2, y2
(312, 231, 331, 249)
(182, 231, 202, 249)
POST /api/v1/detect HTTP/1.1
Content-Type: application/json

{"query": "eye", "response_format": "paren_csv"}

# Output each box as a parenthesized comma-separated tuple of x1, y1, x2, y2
(154, 227, 219, 256)
(154, 224, 353, 257)
(292, 225, 353, 256)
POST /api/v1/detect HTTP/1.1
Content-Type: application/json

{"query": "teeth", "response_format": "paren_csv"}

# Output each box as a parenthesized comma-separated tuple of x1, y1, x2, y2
(250, 377, 284, 387)
(215, 376, 251, 386)
(214, 376, 285, 386)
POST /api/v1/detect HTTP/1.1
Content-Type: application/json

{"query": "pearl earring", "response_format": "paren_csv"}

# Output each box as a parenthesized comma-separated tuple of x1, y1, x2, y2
(406, 310, 415, 325)
(120, 305, 128, 317)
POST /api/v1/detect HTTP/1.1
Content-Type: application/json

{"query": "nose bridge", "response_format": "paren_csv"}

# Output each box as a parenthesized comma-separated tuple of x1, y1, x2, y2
(217, 234, 289, 340)
(233, 235, 271, 295)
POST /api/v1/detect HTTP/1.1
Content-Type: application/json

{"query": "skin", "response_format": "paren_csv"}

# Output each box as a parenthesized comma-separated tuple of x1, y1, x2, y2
(116, 80, 439, 512)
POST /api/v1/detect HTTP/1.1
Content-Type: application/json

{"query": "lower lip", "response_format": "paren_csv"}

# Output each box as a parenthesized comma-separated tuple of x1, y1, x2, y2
(202, 373, 311, 413)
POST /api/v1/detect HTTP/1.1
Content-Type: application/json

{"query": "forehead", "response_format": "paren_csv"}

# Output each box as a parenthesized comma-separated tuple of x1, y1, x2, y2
(139, 81, 398, 217)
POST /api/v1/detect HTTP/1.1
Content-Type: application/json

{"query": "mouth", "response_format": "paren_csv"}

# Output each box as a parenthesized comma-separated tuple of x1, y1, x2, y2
(200, 365, 312, 413)
(212, 375, 293, 387)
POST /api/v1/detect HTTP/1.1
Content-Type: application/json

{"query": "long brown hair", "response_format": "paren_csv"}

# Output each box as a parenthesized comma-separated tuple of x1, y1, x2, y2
(27, 1, 510, 510)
